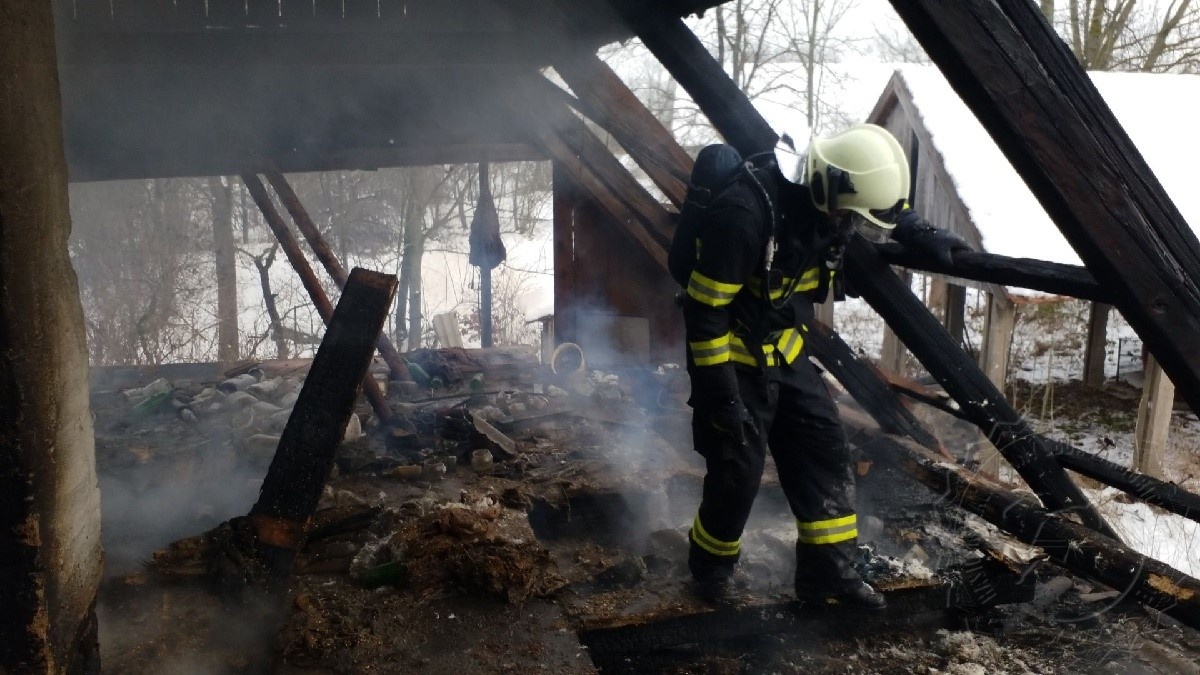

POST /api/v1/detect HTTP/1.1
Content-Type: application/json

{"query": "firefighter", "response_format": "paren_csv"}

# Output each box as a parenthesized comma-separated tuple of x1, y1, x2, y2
(677, 123, 970, 607)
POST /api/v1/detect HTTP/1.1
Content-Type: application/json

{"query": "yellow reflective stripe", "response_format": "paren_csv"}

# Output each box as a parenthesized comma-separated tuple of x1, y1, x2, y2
(691, 514, 740, 556)
(690, 333, 732, 366)
(798, 528, 858, 545)
(728, 335, 758, 366)
(798, 514, 857, 530)
(797, 514, 858, 545)
(795, 266, 822, 292)
(776, 327, 804, 364)
(687, 271, 741, 307)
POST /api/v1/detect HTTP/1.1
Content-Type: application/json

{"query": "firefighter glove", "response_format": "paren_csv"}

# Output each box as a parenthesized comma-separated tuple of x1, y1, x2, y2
(892, 209, 973, 267)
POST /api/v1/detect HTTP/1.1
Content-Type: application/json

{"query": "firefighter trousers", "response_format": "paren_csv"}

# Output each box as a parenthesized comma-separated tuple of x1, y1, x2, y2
(688, 358, 861, 581)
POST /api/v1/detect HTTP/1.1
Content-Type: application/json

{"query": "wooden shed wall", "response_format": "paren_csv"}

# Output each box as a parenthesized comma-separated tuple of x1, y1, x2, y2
(552, 161, 683, 366)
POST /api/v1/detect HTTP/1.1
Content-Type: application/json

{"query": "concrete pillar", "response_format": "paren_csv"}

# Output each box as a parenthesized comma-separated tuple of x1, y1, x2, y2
(1, 2, 103, 672)
(1135, 355, 1174, 479)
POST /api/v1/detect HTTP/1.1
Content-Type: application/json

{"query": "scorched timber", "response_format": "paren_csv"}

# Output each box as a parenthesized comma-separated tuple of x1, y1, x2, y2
(843, 408, 1200, 631)
(250, 267, 397, 577)
(624, 10, 1117, 540)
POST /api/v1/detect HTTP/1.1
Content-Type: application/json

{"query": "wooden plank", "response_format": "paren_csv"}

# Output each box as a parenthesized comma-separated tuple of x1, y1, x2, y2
(1135, 356, 1174, 479)
(553, 52, 692, 208)
(241, 174, 392, 424)
(875, 242, 1108, 303)
(250, 268, 397, 576)
(552, 161, 579, 346)
(263, 168, 410, 382)
(887, 0, 1200, 416)
(845, 407, 1200, 631)
(627, 12, 1114, 539)
(1083, 303, 1111, 387)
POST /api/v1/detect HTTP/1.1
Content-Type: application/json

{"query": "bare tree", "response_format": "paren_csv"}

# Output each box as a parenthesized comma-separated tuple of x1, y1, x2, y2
(1055, 0, 1200, 72)
(208, 177, 239, 363)
(781, 0, 861, 134)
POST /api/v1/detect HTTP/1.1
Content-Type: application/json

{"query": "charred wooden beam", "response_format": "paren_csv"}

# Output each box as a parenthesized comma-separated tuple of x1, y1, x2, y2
(511, 75, 672, 267)
(887, 0, 1200, 415)
(249, 267, 397, 577)
(804, 320, 947, 457)
(553, 52, 692, 208)
(263, 168, 410, 382)
(875, 242, 1109, 303)
(1049, 441, 1200, 526)
(242, 174, 392, 424)
(625, 12, 1116, 540)
(842, 236, 1118, 538)
(613, 4, 776, 155)
(844, 408, 1200, 631)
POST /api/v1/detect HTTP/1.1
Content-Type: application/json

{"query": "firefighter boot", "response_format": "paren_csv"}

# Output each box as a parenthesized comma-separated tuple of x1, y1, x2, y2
(794, 542, 886, 610)
(688, 541, 746, 605)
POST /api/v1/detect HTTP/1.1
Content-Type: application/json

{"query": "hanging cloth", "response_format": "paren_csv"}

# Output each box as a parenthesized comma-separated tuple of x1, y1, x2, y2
(468, 162, 506, 270)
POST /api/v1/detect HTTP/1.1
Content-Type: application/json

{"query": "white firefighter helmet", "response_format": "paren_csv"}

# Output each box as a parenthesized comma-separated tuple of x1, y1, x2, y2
(804, 123, 910, 230)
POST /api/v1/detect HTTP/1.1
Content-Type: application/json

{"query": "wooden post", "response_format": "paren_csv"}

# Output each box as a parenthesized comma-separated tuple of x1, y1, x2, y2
(480, 266, 494, 348)
(1135, 355, 1174, 479)
(263, 169, 410, 382)
(945, 284, 967, 348)
(979, 292, 1016, 394)
(815, 294, 835, 328)
(250, 268, 398, 578)
(625, 13, 1116, 539)
(879, 270, 912, 376)
(242, 174, 392, 424)
(927, 276, 947, 315)
(1, 1, 102, 669)
(887, 0, 1200, 416)
(1083, 303, 1111, 387)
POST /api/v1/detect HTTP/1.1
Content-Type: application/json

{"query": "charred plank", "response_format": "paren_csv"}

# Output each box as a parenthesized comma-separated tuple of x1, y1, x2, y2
(875, 242, 1109, 303)
(249, 268, 397, 577)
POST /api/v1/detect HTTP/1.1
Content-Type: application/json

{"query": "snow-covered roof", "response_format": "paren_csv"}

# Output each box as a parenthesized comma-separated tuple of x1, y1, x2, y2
(891, 65, 1200, 267)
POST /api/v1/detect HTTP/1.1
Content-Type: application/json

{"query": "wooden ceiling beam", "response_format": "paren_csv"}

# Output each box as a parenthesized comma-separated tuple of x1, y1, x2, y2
(554, 52, 692, 208)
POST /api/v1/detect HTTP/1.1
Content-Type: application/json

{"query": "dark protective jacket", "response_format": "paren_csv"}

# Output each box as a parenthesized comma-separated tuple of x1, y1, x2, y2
(681, 170, 837, 405)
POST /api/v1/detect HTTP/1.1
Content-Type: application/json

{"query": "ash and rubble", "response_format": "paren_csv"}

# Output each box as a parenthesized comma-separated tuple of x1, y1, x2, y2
(92, 348, 1200, 674)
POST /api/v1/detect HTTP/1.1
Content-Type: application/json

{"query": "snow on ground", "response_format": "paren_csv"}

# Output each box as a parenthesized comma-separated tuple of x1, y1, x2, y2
(1089, 487, 1200, 579)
